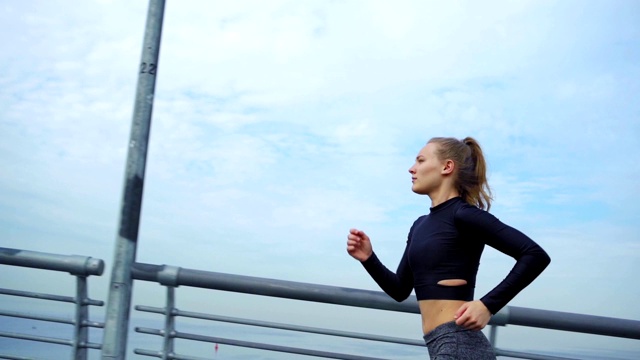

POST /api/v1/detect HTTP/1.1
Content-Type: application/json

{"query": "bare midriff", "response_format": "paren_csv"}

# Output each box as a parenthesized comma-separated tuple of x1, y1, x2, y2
(419, 299, 467, 334)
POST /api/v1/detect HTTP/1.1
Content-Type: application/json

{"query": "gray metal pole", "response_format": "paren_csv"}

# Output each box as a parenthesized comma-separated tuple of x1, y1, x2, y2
(101, 1, 166, 358)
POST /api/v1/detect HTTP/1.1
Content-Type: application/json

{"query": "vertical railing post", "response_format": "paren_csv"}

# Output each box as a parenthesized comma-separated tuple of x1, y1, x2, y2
(162, 287, 176, 359)
(488, 307, 508, 350)
(489, 325, 498, 348)
(101, 1, 166, 359)
(72, 276, 89, 360)
(157, 265, 180, 359)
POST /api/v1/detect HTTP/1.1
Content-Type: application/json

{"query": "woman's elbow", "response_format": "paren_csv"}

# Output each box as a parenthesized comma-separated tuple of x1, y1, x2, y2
(537, 248, 551, 270)
(391, 291, 412, 303)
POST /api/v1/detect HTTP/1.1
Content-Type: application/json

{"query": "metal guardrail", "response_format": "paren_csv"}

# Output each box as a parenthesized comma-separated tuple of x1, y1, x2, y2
(0, 247, 105, 360)
(130, 262, 640, 360)
(2, 248, 640, 359)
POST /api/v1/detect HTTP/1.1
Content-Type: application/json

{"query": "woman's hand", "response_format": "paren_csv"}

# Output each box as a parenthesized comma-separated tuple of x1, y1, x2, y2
(454, 300, 492, 330)
(346, 228, 373, 262)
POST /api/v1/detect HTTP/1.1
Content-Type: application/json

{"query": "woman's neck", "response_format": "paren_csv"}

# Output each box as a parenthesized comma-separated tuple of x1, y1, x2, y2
(428, 189, 460, 208)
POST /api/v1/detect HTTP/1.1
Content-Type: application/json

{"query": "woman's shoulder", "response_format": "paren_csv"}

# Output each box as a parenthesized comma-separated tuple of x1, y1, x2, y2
(409, 214, 428, 230)
(453, 198, 499, 226)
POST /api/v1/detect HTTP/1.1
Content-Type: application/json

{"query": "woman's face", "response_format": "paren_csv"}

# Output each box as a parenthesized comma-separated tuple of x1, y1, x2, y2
(408, 142, 445, 195)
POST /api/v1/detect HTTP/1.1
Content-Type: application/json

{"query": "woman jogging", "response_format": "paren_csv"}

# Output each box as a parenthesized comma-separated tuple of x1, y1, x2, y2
(347, 137, 550, 359)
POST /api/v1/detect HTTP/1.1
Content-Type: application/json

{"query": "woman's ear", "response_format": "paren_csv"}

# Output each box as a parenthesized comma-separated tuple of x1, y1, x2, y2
(442, 159, 455, 175)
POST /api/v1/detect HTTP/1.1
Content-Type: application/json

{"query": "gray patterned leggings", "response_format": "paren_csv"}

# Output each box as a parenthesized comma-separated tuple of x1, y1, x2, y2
(423, 321, 496, 359)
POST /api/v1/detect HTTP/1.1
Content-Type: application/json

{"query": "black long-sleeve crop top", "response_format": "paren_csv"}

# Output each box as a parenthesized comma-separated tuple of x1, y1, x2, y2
(361, 196, 550, 314)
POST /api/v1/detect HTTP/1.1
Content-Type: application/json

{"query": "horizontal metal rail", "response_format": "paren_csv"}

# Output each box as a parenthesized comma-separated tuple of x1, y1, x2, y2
(0, 309, 104, 328)
(135, 327, 391, 360)
(132, 263, 418, 313)
(136, 305, 426, 346)
(0, 330, 101, 349)
(507, 306, 640, 339)
(0, 288, 104, 306)
(134, 349, 210, 360)
(0, 354, 34, 360)
(0, 247, 104, 276)
(132, 263, 640, 340)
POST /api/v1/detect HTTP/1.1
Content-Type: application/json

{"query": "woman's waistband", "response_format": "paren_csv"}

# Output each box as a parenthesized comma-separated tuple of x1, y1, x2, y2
(423, 321, 470, 344)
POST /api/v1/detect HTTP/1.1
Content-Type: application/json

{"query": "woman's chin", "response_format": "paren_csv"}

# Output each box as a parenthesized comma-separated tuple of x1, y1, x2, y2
(411, 186, 428, 195)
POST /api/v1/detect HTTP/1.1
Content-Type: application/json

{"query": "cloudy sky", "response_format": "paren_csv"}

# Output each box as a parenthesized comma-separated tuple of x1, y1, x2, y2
(1, 0, 639, 359)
